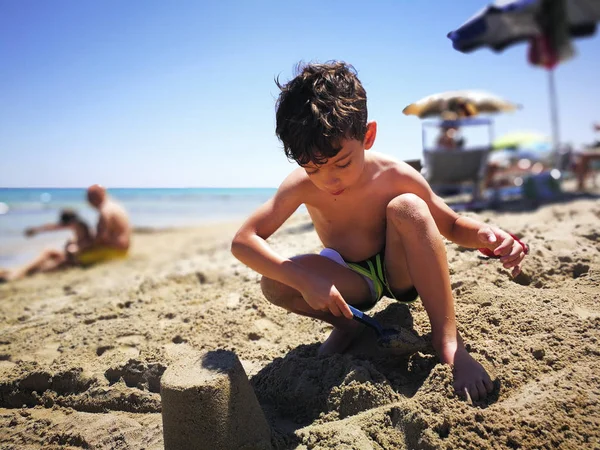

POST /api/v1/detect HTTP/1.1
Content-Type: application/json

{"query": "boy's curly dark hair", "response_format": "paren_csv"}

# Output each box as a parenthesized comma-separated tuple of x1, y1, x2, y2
(275, 61, 368, 166)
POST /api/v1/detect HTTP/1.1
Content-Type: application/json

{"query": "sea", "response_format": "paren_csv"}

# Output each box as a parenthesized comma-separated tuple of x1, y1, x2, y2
(0, 187, 279, 269)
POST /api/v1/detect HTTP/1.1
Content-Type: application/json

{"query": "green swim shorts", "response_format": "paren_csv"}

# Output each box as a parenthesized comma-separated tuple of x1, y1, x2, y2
(320, 248, 419, 311)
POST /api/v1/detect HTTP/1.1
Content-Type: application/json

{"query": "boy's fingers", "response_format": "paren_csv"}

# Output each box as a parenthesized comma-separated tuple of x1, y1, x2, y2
(505, 252, 526, 268)
(500, 252, 520, 264)
(483, 376, 494, 393)
(502, 253, 522, 268)
(500, 244, 522, 261)
(493, 239, 513, 256)
(337, 297, 353, 320)
(330, 293, 350, 319)
(511, 265, 521, 277)
(475, 381, 488, 400)
(328, 303, 342, 317)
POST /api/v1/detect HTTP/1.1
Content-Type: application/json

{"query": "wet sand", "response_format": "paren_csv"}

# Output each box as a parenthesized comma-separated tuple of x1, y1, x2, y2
(0, 197, 599, 449)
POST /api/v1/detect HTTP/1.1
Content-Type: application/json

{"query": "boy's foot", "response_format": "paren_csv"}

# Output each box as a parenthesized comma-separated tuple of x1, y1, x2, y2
(318, 322, 363, 356)
(439, 341, 494, 401)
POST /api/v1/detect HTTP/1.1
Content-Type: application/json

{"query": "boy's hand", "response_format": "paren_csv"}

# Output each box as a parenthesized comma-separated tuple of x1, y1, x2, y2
(300, 277, 353, 320)
(478, 226, 527, 277)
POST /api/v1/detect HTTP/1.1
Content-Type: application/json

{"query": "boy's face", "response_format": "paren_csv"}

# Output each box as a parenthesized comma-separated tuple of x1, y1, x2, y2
(301, 122, 376, 196)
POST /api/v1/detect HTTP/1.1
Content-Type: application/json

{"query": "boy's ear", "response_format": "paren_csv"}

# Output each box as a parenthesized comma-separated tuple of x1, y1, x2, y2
(363, 121, 377, 150)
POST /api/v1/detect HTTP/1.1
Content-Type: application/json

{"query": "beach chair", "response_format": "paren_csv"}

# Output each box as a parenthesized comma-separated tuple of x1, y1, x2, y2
(420, 117, 494, 204)
(422, 147, 491, 201)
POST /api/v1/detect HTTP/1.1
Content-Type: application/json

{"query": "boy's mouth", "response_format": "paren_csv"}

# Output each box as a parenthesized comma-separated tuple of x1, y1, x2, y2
(331, 189, 345, 196)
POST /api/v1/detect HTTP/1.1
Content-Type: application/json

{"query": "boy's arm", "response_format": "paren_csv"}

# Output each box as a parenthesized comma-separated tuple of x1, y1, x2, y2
(395, 165, 527, 276)
(231, 174, 313, 290)
(231, 173, 353, 319)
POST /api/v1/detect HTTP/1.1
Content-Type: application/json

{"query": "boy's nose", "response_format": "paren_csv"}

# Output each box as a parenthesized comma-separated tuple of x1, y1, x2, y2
(324, 177, 341, 189)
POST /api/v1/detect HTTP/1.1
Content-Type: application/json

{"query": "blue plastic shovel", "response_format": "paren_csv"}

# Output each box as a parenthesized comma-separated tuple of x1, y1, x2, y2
(348, 304, 425, 352)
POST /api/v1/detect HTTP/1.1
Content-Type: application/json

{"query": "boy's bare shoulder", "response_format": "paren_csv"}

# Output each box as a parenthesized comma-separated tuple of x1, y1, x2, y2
(278, 167, 317, 196)
(370, 152, 423, 183)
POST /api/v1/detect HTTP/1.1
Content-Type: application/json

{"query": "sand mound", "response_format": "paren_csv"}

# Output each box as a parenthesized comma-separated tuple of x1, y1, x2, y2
(1, 200, 599, 449)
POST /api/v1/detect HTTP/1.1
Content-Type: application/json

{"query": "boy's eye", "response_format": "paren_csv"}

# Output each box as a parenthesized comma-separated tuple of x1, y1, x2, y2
(336, 160, 352, 169)
(305, 168, 319, 175)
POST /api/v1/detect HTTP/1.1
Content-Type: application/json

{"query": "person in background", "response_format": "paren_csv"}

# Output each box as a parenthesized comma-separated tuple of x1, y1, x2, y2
(436, 123, 461, 150)
(76, 184, 131, 266)
(573, 123, 600, 191)
(0, 209, 93, 281)
(0, 184, 131, 281)
(435, 112, 465, 151)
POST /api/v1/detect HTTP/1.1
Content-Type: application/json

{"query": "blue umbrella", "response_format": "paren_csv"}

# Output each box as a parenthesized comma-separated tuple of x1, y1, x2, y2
(448, 0, 600, 153)
(448, 0, 600, 54)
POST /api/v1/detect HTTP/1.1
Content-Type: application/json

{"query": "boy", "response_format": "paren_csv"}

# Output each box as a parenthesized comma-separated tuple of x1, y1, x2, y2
(231, 62, 527, 401)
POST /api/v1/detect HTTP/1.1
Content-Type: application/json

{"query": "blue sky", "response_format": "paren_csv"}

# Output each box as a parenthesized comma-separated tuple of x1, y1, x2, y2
(1, 0, 599, 188)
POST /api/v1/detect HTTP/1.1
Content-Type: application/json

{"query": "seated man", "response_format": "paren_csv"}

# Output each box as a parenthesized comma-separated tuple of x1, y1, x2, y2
(77, 184, 131, 266)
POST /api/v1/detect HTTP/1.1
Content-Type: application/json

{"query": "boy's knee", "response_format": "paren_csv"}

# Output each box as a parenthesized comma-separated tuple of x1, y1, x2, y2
(387, 193, 430, 224)
(260, 276, 293, 308)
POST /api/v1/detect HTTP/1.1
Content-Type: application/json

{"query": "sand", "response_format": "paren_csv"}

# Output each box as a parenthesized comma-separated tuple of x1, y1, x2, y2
(0, 196, 599, 449)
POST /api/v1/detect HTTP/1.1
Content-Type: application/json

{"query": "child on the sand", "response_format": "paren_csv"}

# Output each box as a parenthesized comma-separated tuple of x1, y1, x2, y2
(231, 61, 528, 401)
(0, 209, 93, 281)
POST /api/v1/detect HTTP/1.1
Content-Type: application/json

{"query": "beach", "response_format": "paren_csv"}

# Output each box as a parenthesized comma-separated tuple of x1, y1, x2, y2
(1, 196, 599, 449)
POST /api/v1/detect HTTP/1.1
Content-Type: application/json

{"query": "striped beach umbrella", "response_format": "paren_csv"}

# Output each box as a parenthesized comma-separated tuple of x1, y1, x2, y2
(402, 90, 519, 119)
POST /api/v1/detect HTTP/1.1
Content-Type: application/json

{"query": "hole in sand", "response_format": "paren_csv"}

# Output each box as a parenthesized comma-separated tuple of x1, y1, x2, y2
(248, 332, 262, 341)
(572, 263, 589, 279)
(172, 335, 186, 344)
(96, 345, 114, 356)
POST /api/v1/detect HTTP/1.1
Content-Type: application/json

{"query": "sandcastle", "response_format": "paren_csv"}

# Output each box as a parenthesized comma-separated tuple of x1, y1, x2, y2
(161, 349, 272, 450)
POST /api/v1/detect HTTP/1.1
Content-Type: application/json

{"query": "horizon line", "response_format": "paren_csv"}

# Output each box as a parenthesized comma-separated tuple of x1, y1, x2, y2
(0, 186, 278, 190)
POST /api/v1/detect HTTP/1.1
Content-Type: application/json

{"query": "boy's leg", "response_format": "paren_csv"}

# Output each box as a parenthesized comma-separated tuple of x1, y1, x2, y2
(384, 193, 493, 401)
(10, 249, 66, 280)
(260, 254, 372, 355)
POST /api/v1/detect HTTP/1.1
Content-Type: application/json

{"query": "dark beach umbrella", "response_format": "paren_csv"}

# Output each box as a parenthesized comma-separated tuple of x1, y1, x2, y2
(447, 0, 600, 153)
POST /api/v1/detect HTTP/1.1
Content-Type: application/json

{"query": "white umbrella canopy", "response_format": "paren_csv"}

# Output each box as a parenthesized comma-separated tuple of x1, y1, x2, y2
(402, 90, 520, 119)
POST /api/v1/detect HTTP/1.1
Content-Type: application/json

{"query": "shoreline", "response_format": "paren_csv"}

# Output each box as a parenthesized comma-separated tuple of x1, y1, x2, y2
(0, 211, 301, 270)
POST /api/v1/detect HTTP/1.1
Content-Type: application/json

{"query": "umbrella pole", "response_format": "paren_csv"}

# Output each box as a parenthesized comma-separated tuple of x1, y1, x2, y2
(547, 68, 561, 158)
